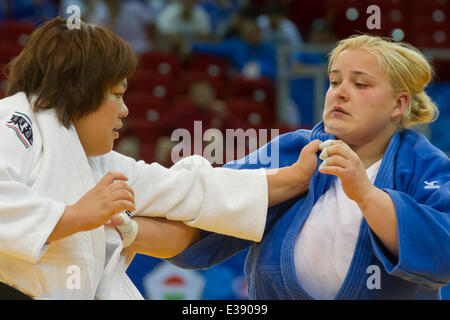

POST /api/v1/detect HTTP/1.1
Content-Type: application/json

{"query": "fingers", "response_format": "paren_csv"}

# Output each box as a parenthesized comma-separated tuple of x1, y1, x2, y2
(108, 185, 135, 213)
(98, 175, 135, 215)
(319, 164, 346, 176)
(109, 214, 125, 227)
(109, 189, 135, 208)
(299, 139, 321, 160)
(97, 172, 129, 187)
(318, 140, 364, 179)
(107, 181, 135, 198)
(320, 154, 347, 168)
(110, 199, 135, 214)
(318, 140, 349, 174)
(304, 139, 322, 154)
(319, 139, 333, 150)
(319, 140, 352, 161)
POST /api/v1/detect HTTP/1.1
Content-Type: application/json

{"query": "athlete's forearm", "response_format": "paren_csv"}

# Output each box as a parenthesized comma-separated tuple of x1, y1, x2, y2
(356, 186, 399, 257)
(129, 217, 201, 259)
(46, 205, 81, 243)
(266, 166, 310, 207)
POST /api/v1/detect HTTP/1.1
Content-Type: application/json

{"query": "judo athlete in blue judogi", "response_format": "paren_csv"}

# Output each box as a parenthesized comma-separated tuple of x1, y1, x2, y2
(145, 35, 450, 300)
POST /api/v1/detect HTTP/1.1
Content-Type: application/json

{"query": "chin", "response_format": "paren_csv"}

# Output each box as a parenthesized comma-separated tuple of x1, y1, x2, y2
(87, 145, 113, 157)
(323, 120, 350, 141)
(323, 119, 339, 135)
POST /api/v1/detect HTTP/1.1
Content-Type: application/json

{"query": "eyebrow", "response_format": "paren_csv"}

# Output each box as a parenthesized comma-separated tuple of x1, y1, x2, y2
(330, 69, 375, 78)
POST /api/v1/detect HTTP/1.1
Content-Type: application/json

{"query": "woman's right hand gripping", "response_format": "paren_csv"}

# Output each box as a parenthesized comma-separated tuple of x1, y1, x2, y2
(47, 172, 135, 243)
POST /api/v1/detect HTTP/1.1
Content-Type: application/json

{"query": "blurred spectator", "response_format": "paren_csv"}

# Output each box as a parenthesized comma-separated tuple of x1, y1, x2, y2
(146, 0, 167, 18)
(156, 0, 211, 53)
(9, 0, 57, 24)
(307, 18, 338, 45)
(220, 4, 259, 39)
(155, 80, 244, 165)
(115, 0, 155, 56)
(198, 0, 243, 39)
(60, 0, 155, 56)
(160, 80, 243, 134)
(190, 10, 277, 79)
(257, 0, 303, 54)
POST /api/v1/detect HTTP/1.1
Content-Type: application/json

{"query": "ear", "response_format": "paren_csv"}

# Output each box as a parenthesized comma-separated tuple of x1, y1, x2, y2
(391, 92, 409, 118)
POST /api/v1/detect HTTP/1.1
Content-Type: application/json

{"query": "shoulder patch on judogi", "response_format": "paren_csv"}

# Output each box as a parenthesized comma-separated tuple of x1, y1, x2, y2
(4, 111, 33, 149)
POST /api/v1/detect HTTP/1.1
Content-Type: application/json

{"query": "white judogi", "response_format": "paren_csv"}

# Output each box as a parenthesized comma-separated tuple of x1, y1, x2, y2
(0, 92, 268, 299)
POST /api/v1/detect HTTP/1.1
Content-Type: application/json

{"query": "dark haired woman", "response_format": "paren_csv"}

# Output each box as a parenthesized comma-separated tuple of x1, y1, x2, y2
(0, 17, 319, 299)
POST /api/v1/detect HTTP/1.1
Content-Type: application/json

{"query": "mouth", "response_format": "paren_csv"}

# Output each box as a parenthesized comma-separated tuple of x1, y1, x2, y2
(112, 124, 122, 138)
(113, 123, 123, 131)
(331, 106, 350, 115)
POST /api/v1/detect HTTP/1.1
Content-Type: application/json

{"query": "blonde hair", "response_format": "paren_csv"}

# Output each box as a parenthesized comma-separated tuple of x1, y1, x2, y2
(328, 34, 439, 128)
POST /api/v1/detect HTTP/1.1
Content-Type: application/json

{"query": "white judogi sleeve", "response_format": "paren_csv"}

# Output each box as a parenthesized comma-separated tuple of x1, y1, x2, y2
(0, 122, 65, 264)
(95, 152, 268, 242)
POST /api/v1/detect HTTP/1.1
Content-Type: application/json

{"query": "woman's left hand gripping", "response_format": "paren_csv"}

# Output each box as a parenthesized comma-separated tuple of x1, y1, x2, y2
(318, 140, 375, 203)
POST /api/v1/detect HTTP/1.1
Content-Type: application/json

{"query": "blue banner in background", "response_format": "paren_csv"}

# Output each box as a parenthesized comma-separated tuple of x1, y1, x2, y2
(127, 249, 249, 300)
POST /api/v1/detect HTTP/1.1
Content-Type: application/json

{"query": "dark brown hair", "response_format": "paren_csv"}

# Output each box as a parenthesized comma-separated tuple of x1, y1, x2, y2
(6, 17, 138, 128)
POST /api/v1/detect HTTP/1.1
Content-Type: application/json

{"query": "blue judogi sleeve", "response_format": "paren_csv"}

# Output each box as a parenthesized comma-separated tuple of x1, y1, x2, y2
(167, 129, 311, 269)
(369, 133, 450, 289)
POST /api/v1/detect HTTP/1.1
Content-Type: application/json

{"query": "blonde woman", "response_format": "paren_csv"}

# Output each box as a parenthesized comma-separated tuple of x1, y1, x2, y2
(143, 34, 449, 299)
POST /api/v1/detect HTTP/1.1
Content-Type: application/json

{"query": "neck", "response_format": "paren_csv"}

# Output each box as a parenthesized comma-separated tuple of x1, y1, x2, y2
(345, 127, 396, 169)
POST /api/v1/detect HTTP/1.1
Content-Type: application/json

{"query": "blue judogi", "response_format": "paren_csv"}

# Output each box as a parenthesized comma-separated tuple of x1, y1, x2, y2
(168, 122, 450, 299)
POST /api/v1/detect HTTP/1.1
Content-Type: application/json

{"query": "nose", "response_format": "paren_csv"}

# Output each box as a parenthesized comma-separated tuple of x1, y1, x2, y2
(334, 81, 349, 102)
(119, 101, 129, 118)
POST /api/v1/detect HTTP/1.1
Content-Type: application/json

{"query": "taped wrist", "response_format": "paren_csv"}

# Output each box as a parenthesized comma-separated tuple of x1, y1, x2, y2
(116, 211, 138, 248)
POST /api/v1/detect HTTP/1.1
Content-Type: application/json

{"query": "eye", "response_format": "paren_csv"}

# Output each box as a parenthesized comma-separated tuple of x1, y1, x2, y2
(330, 80, 339, 87)
(355, 82, 367, 88)
(115, 93, 124, 99)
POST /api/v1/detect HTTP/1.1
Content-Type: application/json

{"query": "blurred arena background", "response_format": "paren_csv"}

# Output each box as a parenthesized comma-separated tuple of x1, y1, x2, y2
(0, 0, 449, 300)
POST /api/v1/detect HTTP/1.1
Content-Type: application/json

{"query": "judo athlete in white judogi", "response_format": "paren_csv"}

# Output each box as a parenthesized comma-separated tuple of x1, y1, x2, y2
(0, 17, 315, 299)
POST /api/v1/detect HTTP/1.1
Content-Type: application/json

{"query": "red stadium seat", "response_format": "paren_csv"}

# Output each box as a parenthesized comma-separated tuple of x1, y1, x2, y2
(127, 70, 175, 99)
(176, 70, 226, 98)
(126, 118, 166, 146)
(228, 76, 275, 114)
(186, 53, 231, 79)
(414, 27, 450, 48)
(0, 41, 23, 65)
(173, 94, 193, 110)
(0, 19, 34, 45)
(368, 0, 409, 10)
(139, 51, 180, 79)
(413, 0, 450, 13)
(325, 0, 367, 38)
(138, 143, 156, 163)
(125, 92, 171, 121)
(225, 97, 274, 130)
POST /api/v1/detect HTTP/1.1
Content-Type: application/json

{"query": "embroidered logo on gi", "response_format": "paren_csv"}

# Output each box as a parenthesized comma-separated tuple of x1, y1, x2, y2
(424, 181, 441, 190)
(4, 111, 33, 149)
